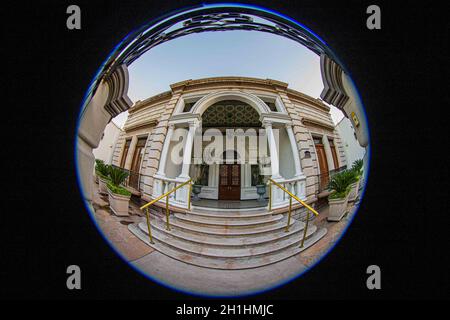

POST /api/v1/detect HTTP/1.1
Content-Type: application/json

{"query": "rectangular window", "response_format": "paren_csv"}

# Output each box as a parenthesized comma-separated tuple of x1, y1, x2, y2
(266, 102, 277, 112)
(183, 102, 195, 112)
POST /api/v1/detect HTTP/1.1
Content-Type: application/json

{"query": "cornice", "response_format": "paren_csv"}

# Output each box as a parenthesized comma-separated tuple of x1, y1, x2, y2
(302, 117, 335, 131)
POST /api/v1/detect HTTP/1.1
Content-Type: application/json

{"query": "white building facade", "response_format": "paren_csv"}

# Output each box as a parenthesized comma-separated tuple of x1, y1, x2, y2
(93, 121, 122, 164)
(335, 117, 366, 168)
(112, 77, 347, 209)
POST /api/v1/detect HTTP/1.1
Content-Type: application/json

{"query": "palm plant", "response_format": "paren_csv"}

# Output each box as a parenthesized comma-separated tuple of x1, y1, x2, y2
(351, 159, 364, 175)
(107, 166, 131, 196)
(328, 169, 357, 199)
(109, 166, 129, 186)
(95, 160, 110, 179)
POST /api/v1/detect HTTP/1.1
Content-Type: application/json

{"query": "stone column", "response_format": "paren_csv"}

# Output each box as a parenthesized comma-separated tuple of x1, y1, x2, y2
(178, 121, 197, 180)
(264, 121, 284, 206)
(286, 124, 304, 178)
(77, 81, 111, 203)
(286, 124, 307, 199)
(322, 135, 335, 171)
(156, 124, 174, 177)
(264, 121, 282, 180)
(76, 65, 133, 203)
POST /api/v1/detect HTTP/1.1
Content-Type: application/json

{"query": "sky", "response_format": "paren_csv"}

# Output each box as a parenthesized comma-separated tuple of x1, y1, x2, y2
(112, 30, 344, 128)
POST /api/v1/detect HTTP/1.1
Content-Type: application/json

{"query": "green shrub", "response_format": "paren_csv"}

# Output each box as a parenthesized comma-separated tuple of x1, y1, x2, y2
(95, 161, 110, 179)
(109, 166, 129, 186)
(328, 169, 358, 199)
(351, 159, 364, 175)
(106, 182, 131, 196)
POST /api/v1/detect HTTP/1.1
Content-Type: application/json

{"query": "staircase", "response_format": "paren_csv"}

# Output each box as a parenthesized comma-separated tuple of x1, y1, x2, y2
(129, 206, 327, 270)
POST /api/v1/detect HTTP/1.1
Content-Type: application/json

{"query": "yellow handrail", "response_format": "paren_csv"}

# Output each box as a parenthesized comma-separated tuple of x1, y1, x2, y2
(268, 178, 319, 248)
(140, 179, 192, 210)
(268, 179, 319, 216)
(140, 178, 192, 243)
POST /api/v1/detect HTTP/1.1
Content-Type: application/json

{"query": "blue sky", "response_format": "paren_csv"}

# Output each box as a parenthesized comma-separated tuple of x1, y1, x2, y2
(113, 30, 344, 127)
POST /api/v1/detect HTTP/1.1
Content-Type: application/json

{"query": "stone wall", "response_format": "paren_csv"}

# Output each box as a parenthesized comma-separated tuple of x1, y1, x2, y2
(112, 77, 347, 204)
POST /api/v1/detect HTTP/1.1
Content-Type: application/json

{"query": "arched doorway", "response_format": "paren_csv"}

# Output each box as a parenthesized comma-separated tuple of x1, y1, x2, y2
(199, 99, 263, 201)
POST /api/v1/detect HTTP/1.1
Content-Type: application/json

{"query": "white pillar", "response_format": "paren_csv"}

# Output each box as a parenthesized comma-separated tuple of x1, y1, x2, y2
(264, 121, 285, 206)
(178, 122, 197, 180)
(156, 124, 175, 177)
(322, 135, 335, 171)
(286, 124, 304, 178)
(264, 121, 282, 180)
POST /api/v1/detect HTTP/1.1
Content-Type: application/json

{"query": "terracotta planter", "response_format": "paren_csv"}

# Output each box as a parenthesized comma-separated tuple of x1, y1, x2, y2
(348, 178, 360, 202)
(107, 188, 131, 216)
(327, 193, 349, 222)
(98, 176, 109, 195)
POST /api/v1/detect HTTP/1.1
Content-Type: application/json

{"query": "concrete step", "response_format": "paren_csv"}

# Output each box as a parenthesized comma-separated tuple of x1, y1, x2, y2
(129, 224, 327, 269)
(137, 221, 317, 258)
(191, 206, 267, 214)
(165, 215, 295, 236)
(139, 218, 314, 247)
(174, 213, 283, 228)
(185, 209, 275, 221)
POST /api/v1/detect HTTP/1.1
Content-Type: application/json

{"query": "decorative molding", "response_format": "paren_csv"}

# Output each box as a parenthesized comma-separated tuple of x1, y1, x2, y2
(123, 120, 158, 133)
(104, 64, 133, 117)
(302, 117, 335, 131)
(319, 54, 349, 110)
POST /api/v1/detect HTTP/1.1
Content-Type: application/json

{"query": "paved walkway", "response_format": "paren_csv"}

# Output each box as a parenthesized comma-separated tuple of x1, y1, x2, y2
(130, 203, 360, 296)
(92, 185, 153, 261)
(91, 181, 360, 296)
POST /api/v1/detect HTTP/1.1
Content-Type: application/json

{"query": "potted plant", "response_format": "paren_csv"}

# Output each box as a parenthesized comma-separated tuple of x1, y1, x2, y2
(327, 169, 356, 221)
(253, 165, 266, 201)
(107, 166, 131, 216)
(95, 160, 110, 195)
(348, 159, 363, 202)
(192, 164, 206, 201)
(94, 159, 103, 184)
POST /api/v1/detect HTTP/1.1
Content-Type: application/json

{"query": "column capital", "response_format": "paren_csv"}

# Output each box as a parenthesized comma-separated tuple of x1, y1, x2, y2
(262, 120, 273, 128)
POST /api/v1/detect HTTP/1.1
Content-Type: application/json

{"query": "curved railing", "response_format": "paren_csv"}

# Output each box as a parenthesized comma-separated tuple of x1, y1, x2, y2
(140, 179, 192, 244)
(268, 178, 319, 248)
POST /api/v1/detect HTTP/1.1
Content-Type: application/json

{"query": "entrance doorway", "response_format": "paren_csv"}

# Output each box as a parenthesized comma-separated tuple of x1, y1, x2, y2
(313, 137, 330, 189)
(219, 164, 241, 200)
(128, 137, 147, 189)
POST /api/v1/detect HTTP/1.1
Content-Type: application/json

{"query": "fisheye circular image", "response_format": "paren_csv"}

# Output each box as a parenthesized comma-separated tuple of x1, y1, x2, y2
(75, 3, 370, 297)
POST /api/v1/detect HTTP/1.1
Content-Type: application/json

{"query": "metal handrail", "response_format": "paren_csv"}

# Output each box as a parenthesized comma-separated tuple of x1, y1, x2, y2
(140, 179, 192, 243)
(268, 178, 319, 248)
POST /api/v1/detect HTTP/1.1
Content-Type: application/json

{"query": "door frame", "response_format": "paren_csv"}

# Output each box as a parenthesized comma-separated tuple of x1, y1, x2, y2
(218, 163, 241, 200)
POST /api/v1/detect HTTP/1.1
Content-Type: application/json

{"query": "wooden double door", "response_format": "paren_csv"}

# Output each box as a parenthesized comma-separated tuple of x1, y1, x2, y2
(128, 137, 147, 189)
(315, 142, 340, 189)
(219, 164, 241, 200)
